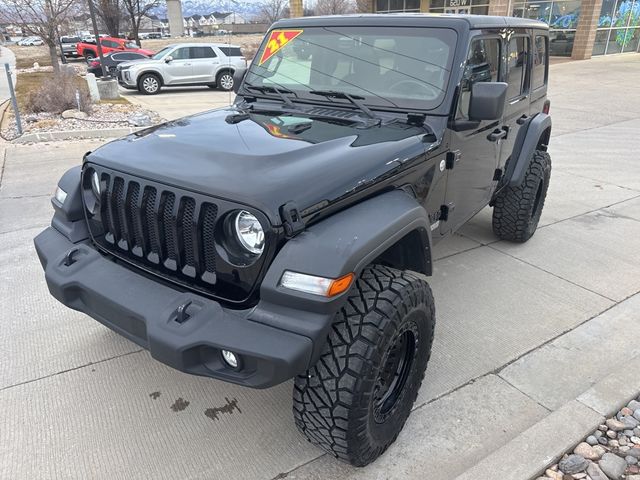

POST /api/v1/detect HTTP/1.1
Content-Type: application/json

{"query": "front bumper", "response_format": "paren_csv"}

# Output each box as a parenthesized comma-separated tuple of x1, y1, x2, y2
(34, 226, 313, 388)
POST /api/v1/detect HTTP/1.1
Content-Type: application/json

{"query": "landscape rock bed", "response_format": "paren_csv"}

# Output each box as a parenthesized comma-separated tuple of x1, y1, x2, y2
(1, 103, 162, 141)
(538, 396, 640, 480)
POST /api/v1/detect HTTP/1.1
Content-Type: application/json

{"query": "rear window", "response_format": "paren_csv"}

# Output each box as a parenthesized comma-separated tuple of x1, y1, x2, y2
(532, 35, 548, 90)
(218, 47, 243, 57)
(62, 36, 81, 43)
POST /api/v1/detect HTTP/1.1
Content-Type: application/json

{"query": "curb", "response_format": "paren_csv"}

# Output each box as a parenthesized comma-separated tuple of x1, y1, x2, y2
(12, 126, 145, 144)
(455, 355, 640, 480)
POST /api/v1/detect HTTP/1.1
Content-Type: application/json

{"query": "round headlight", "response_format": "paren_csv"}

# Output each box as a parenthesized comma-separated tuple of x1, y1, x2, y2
(234, 210, 264, 255)
(91, 170, 101, 198)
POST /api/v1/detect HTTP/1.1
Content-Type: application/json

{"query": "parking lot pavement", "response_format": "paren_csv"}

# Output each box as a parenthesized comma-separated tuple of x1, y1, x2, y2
(1, 54, 640, 479)
(120, 86, 235, 121)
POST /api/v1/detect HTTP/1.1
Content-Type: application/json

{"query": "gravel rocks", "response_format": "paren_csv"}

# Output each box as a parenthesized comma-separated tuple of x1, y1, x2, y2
(540, 394, 640, 480)
(599, 452, 627, 479)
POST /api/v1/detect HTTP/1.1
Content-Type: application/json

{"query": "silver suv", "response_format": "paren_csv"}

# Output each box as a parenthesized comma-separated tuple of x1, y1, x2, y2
(118, 43, 246, 95)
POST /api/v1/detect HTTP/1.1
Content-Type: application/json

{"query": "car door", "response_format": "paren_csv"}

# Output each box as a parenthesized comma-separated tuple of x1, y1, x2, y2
(163, 46, 194, 84)
(441, 35, 504, 234)
(498, 32, 532, 171)
(189, 46, 219, 83)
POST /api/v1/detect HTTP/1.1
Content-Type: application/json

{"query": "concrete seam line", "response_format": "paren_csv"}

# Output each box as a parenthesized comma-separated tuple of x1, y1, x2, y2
(0, 146, 6, 190)
(486, 243, 617, 303)
(0, 348, 144, 392)
(497, 374, 553, 414)
(549, 167, 640, 193)
(552, 115, 640, 139)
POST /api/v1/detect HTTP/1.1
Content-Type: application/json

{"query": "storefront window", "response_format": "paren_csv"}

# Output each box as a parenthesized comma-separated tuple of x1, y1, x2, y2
(428, 0, 490, 14)
(593, 0, 640, 55)
(376, 0, 420, 12)
(512, 0, 579, 56)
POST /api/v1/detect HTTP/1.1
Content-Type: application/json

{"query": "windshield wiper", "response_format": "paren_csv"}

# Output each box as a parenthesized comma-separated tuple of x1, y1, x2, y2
(309, 90, 380, 123)
(243, 83, 299, 110)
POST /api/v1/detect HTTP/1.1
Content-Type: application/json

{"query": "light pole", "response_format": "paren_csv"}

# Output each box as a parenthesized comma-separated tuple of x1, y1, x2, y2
(87, 0, 108, 77)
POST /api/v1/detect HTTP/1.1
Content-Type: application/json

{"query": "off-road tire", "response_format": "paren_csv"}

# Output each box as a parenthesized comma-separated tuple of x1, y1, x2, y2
(138, 73, 161, 95)
(492, 150, 551, 242)
(293, 265, 436, 467)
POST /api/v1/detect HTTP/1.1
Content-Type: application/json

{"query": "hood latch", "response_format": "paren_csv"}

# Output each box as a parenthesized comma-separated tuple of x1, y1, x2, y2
(280, 201, 305, 238)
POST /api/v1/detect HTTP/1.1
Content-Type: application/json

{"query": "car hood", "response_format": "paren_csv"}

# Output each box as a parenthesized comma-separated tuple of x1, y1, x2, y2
(120, 56, 156, 68)
(86, 106, 445, 227)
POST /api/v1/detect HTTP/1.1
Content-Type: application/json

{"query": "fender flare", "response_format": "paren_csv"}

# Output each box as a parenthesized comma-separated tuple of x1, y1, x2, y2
(252, 189, 433, 365)
(260, 189, 433, 314)
(505, 113, 552, 187)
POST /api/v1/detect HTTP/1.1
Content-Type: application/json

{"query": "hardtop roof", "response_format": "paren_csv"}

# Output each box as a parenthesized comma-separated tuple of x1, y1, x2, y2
(273, 13, 549, 31)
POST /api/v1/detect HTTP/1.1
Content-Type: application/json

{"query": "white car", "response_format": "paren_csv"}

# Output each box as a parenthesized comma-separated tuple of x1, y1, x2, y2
(117, 42, 246, 95)
(18, 36, 44, 46)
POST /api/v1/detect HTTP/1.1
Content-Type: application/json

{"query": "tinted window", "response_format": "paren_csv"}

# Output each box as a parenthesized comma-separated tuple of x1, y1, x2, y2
(62, 36, 80, 43)
(457, 38, 500, 119)
(190, 46, 216, 58)
(218, 47, 243, 57)
(172, 47, 190, 60)
(101, 40, 120, 49)
(506, 36, 530, 99)
(532, 35, 547, 89)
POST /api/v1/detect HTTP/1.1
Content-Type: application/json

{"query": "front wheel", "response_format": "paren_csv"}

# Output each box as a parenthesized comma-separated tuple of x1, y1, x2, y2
(293, 265, 436, 466)
(138, 73, 161, 95)
(492, 150, 551, 242)
(84, 52, 95, 63)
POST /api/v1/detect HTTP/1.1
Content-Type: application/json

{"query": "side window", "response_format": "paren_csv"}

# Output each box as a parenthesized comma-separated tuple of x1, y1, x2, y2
(190, 46, 216, 59)
(101, 40, 118, 49)
(171, 47, 190, 60)
(506, 35, 530, 99)
(457, 38, 500, 120)
(532, 35, 548, 90)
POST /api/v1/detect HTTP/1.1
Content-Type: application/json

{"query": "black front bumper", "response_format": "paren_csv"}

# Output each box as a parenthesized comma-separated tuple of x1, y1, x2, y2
(34, 227, 313, 388)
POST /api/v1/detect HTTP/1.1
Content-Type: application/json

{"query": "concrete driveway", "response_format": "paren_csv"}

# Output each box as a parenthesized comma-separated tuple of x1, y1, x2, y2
(1, 54, 640, 480)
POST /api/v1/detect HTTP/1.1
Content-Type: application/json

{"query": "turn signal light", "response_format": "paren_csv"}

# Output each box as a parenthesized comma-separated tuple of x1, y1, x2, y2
(280, 271, 355, 297)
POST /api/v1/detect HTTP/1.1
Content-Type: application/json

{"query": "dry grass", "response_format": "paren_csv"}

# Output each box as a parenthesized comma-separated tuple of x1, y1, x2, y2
(8, 45, 54, 68)
(16, 70, 92, 113)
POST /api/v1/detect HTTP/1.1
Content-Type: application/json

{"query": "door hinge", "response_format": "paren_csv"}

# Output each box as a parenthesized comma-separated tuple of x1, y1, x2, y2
(493, 168, 503, 181)
(439, 202, 455, 222)
(280, 201, 305, 238)
(445, 150, 461, 169)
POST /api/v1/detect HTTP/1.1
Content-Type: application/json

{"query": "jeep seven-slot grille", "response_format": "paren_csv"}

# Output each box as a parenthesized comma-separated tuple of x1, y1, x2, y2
(95, 171, 219, 285)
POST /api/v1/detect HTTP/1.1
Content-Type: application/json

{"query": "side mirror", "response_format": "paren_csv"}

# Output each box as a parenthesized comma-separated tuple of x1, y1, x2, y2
(232, 68, 247, 94)
(469, 82, 508, 121)
(164, 55, 173, 63)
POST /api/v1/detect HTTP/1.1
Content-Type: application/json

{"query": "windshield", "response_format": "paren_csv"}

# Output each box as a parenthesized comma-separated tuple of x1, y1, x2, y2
(246, 26, 456, 111)
(124, 41, 140, 49)
(152, 46, 172, 60)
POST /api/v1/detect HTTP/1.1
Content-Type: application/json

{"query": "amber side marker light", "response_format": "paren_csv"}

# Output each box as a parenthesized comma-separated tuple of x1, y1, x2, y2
(280, 271, 355, 297)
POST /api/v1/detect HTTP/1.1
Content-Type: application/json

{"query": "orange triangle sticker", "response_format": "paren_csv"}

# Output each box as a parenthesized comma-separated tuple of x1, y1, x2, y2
(258, 29, 304, 65)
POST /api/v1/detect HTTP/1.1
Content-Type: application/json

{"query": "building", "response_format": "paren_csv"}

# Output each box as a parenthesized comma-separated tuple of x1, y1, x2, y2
(358, 0, 640, 58)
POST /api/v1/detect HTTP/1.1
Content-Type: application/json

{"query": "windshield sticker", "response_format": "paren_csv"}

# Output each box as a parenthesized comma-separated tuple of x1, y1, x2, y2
(259, 29, 304, 65)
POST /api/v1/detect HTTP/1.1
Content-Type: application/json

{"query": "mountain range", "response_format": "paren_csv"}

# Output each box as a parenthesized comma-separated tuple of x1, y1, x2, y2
(151, 0, 264, 19)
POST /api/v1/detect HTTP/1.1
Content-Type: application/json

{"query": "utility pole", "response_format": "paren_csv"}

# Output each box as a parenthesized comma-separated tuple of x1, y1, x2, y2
(87, 0, 108, 77)
(4, 63, 22, 135)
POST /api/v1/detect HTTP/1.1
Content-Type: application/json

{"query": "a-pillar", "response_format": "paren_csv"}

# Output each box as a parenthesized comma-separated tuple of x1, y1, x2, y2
(571, 0, 603, 59)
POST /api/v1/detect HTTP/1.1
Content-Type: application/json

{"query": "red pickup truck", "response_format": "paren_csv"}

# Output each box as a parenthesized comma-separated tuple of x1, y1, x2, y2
(76, 37, 154, 62)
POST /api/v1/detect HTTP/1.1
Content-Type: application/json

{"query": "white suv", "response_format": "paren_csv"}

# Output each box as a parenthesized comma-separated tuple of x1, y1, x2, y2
(118, 43, 246, 95)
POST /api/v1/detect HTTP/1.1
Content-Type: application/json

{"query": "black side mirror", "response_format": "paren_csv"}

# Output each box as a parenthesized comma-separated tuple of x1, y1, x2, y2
(469, 82, 508, 121)
(233, 68, 247, 94)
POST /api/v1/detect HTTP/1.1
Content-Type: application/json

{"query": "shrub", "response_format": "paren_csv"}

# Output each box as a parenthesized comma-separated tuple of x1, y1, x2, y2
(24, 68, 93, 115)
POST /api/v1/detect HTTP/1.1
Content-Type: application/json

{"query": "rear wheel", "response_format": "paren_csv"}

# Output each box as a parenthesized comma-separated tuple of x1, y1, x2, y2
(492, 149, 551, 242)
(138, 73, 161, 95)
(216, 71, 234, 91)
(293, 265, 436, 466)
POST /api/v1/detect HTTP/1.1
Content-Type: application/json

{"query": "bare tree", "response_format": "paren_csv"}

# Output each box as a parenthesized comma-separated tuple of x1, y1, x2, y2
(314, 0, 355, 15)
(257, 0, 288, 24)
(0, 0, 80, 73)
(95, 0, 123, 37)
(120, 0, 160, 45)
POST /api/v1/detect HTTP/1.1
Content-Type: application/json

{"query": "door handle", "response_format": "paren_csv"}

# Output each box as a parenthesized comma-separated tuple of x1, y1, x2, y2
(487, 129, 507, 142)
(516, 114, 528, 125)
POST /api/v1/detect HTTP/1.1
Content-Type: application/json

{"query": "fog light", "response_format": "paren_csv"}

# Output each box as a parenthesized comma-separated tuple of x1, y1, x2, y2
(221, 350, 239, 369)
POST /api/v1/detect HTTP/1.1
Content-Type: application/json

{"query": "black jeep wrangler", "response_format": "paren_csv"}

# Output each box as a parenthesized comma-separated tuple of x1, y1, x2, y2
(35, 14, 552, 467)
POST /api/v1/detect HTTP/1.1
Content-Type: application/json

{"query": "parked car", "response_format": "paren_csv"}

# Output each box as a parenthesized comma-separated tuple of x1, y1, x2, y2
(117, 43, 246, 94)
(17, 36, 44, 46)
(87, 51, 150, 77)
(76, 36, 154, 62)
(60, 35, 82, 58)
(36, 15, 552, 468)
